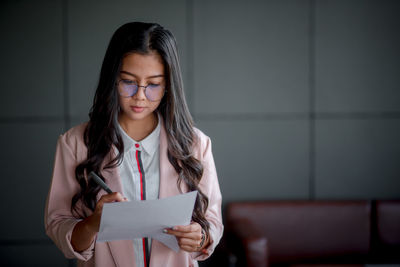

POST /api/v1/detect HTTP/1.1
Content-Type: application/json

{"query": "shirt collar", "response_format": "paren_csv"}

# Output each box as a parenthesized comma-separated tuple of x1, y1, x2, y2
(118, 113, 161, 156)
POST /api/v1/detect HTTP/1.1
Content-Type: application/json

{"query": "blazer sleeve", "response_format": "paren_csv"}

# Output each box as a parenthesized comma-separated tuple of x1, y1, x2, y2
(44, 133, 95, 261)
(191, 134, 224, 261)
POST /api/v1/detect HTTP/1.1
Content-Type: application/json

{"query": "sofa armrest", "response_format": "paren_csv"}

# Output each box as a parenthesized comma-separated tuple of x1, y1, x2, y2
(227, 219, 269, 267)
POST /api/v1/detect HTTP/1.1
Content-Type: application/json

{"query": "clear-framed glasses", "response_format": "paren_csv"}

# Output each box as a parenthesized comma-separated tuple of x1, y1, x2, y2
(117, 79, 165, 102)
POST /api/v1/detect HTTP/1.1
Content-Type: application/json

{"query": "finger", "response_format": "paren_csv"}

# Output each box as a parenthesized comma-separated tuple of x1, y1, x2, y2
(171, 222, 201, 233)
(100, 192, 125, 203)
(178, 237, 201, 248)
(164, 229, 202, 240)
(96, 192, 126, 212)
(180, 244, 197, 253)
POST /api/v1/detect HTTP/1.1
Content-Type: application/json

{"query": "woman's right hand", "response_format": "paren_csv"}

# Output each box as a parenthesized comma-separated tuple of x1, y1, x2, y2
(86, 192, 128, 233)
(71, 192, 127, 252)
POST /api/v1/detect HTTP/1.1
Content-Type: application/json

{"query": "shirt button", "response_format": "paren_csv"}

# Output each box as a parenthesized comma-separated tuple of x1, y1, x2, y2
(135, 143, 139, 148)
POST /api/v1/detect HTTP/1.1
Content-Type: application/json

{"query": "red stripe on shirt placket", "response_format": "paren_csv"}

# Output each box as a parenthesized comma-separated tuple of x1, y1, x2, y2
(142, 238, 147, 266)
(136, 150, 144, 201)
(136, 149, 148, 267)
(136, 150, 150, 267)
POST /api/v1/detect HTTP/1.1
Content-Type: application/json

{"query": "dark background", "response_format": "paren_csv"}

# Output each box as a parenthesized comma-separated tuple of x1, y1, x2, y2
(0, 0, 399, 266)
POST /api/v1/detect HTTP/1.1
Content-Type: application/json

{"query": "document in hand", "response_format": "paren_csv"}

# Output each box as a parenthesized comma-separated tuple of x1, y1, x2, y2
(97, 191, 197, 252)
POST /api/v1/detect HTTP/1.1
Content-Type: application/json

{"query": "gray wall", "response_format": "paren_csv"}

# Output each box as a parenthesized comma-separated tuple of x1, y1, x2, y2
(1, 0, 399, 266)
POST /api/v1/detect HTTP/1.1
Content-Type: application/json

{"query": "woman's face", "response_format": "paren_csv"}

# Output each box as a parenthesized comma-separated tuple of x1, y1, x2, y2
(117, 51, 165, 124)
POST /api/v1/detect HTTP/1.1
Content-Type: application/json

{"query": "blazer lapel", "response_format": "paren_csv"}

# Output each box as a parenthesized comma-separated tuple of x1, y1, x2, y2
(158, 118, 185, 199)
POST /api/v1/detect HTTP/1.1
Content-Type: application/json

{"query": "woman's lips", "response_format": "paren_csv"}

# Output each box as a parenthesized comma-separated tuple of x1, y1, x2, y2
(131, 106, 145, 113)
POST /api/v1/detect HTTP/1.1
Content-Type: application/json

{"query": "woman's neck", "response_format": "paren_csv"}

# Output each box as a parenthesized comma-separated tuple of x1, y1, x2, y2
(118, 112, 158, 141)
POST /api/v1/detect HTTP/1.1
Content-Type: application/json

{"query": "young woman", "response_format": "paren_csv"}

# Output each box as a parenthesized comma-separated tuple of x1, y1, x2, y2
(45, 22, 223, 267)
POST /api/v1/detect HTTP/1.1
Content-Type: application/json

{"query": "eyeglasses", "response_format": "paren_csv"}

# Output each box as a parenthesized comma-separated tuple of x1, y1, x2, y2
(117, 79, 165, 102)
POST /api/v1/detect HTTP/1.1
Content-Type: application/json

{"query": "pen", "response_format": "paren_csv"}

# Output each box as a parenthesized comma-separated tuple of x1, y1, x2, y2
(89, 171, 113, 194)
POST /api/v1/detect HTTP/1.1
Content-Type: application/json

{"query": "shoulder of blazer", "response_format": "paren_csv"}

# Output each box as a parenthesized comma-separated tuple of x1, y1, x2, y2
(192, 126, 212, 160)
(58, 122, 88, 161)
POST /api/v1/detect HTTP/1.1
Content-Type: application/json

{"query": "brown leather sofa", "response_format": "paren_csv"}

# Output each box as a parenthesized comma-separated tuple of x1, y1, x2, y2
(224, 200, 400, 267)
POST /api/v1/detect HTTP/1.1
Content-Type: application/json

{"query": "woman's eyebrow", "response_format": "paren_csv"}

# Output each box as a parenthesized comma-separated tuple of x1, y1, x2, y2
(120, 70, 164, 79)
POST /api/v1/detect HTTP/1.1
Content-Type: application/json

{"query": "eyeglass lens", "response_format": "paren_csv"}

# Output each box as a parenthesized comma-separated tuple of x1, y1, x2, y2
(118, 81, 164, 101)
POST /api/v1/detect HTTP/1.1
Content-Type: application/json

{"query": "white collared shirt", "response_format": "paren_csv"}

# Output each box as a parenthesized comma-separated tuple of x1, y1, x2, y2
(117, 115, 161, 267)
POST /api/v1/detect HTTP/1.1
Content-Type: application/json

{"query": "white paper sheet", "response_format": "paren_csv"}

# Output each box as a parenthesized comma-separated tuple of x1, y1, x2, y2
(97, 191, 197, 252)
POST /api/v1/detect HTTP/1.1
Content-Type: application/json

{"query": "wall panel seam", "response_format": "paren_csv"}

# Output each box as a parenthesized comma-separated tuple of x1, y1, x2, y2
(62, 0, 70, 130)
(309, 0, 316, 200)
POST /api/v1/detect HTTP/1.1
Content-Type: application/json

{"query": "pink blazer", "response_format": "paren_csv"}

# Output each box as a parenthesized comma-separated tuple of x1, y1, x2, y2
(44, 120, 223, 267)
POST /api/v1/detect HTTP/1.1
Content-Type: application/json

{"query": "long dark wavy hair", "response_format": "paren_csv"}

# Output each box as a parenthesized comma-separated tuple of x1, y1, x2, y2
(71, 22, 210, 235)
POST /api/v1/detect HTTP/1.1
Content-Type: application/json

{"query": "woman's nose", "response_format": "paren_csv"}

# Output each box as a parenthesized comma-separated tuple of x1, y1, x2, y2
(133, 86, 147, 100)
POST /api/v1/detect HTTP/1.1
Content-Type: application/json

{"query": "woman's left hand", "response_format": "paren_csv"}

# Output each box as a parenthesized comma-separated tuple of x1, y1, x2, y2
(164, 222, 207, 252)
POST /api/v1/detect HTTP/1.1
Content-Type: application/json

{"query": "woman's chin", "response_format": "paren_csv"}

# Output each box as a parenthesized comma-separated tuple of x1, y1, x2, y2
(121, 110, 155, 123)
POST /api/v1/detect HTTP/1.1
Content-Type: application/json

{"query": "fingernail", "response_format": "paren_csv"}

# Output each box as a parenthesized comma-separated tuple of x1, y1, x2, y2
(163, 229, 167, 233)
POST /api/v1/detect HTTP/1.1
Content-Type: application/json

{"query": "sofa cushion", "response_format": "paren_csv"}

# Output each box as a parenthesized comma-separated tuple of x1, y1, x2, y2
(226, 201, 371, 264)
(373, 200, 400, 262)
(376, 200, 400, 246)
